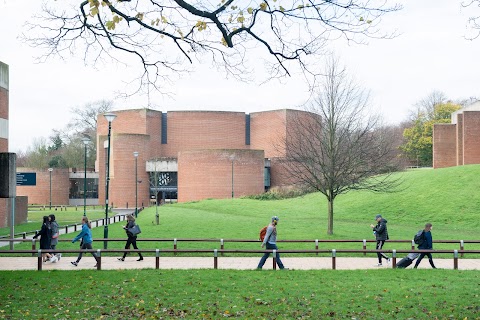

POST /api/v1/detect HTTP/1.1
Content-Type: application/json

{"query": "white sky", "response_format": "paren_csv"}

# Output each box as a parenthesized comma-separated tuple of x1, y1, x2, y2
(1, 0, 480, 152)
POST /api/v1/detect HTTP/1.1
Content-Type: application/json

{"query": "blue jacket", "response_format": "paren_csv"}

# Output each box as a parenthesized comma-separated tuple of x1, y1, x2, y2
(72, 224, 93, 245)
(418, 231, 433, 249)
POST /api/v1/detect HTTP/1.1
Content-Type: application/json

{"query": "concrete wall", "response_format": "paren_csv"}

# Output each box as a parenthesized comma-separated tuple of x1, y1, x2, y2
(0, 196, 28, 228)
(16, 168, 70, 205)
(0, 61, 8, 152)
(177, 149, 264, 202)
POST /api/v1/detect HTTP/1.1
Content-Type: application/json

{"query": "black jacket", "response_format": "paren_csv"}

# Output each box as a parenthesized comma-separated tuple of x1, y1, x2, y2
(373, 218, 389, 241)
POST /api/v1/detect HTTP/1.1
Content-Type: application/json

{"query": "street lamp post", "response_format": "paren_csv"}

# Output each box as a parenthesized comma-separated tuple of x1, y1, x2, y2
(103, 113, 116, 249)
(133, 151, 139, 218)
(231, 158, 234, 199)
(82, 137, 90, 216)
(48, 168, 53, 209)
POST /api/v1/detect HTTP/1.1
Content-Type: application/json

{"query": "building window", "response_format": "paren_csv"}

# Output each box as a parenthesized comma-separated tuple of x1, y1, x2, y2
(69, 178, 99, 199)
(161, 112, 168, 144)
(245, 113, 250, 145)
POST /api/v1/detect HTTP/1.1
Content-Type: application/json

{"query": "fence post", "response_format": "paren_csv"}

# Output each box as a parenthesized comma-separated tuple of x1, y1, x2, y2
(156, 249, 160, 269)
(411, 240, 415, 251)
(214, 249, 218, 269)
(74, 224, 77, 232)
(363, 239, 367, 256)
(31, 239, 36, 256)
(37, 250, 43, 271)
(272, 249, 277, 270)
(96, 249, 101, 270)
(220, 239, 224, 256)
(65, 225, 68, 234)
(460, 240, 464, 258)
(174, 238, 177, 255)
(332, 249, 336, 270)
(392, 249, 396, 268)
(454, 250, 458, 270)
(22, 232, 26, 240)
(315, 239, 319, 255)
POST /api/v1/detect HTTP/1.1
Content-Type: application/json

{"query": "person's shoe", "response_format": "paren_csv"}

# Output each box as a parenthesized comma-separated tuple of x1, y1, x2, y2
(387, 258, 391, 264)
(56, 253, 62, 261)
(94, 263, 97, 268)
(137, 257, 144, 261)
(281, 268, 289, 270)
(71, 261, 78, 267)
(117, 257, 125, 261)
(50, 256, 58, 263)
(375, 263, 383, 267)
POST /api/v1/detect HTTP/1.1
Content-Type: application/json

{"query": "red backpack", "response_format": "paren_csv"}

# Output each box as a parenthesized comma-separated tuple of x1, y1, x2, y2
(259, 226, 268, 241)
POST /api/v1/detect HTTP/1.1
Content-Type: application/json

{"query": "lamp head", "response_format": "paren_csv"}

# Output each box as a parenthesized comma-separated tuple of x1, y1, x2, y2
(104, 113, 117, 123)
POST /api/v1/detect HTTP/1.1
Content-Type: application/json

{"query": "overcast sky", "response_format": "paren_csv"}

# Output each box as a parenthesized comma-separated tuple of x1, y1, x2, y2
(1, 0, 480, 153)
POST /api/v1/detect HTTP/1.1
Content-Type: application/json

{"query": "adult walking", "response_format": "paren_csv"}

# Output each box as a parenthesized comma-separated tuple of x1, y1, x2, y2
(49, 214, 61, 261)
(33, 216, 56, 263)
(257, 216, 288, 270)
(370, 214, 390, 266)
(71, 216, 98, 267)
(414, 223, 437, 269)
(117, 214, 143, 261)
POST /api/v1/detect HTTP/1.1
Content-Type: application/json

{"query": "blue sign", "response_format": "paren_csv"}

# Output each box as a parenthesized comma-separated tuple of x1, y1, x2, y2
(16, 172, 37, 186)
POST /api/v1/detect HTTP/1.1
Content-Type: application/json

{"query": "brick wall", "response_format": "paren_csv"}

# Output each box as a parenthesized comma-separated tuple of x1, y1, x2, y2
(163, 111, 248, 157)
(178, 149, 264, 202)
(0, 77, 8, 153)
(433, 124, 457, 168)
(250, 110, 286, 158)
(16, 168, 70, 205)
(456, 114, 463, 166)
(0, 196, 28, 228)
(463, 111, 480, 165)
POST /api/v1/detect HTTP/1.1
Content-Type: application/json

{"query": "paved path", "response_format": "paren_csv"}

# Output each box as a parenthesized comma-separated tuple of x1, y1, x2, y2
(0, 257, 478, 271)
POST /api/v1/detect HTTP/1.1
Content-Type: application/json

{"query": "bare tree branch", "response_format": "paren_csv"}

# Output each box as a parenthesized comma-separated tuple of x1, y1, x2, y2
(22, 0, 402, 93)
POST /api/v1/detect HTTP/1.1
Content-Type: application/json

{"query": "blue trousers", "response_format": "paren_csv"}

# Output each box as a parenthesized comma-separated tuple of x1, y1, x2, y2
(257, 243, 285, 269)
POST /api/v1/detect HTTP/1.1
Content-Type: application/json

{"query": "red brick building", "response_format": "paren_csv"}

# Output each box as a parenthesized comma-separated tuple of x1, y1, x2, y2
(0, 61, 28, 228)
(433, 102, 480, 168)
(96, 109, 309, 205)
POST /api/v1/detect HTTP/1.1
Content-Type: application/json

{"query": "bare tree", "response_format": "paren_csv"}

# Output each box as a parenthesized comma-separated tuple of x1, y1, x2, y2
(409, 90, 447, 122)
(464, 0, 480, 39)
(281, 58, 401, 235)
(68, 100, 113, 140)
(23, 1, 401, 92)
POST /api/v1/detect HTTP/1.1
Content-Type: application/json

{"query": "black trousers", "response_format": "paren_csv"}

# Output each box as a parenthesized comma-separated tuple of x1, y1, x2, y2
(414, 252, 436, 268)
(376, 240, 389, 263)
(123, 236, 142, 258)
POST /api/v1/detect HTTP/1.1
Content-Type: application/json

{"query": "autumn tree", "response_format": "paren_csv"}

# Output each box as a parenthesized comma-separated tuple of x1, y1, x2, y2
(400, 95, 461, 167)
(281, 58, 401, 235)
(24, 0, 401, 92)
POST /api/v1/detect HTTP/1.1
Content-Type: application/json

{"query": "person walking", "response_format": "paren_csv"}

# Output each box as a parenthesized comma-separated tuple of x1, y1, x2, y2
(257, 216, 288, 270)
(370, 214, 390, 266)
(71, 216, 98, 267)
(49, 214, 61, 261)
(33, 216, 56, 263)
(414, 223, 437, 269)
(117, 214, 143, 261)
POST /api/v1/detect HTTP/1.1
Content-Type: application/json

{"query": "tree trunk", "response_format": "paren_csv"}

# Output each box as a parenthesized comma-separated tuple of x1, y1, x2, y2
(327, 197, 334, 235)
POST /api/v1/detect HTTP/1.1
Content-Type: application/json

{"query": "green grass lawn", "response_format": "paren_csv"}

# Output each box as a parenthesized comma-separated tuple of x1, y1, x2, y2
(0, 269, 478, 319)
(1, 165, 480, 319)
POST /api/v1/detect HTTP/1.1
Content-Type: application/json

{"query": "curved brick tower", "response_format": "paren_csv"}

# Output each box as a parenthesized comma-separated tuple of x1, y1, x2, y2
(0, 61, 8, 151)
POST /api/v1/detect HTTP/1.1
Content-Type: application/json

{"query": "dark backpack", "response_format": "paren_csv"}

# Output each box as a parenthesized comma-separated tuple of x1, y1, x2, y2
(414, 230, 425, 245)
(259, 226, 268, 241)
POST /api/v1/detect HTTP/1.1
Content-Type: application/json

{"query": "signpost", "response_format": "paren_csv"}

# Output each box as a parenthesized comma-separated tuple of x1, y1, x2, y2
(16, 172, 36, 186)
